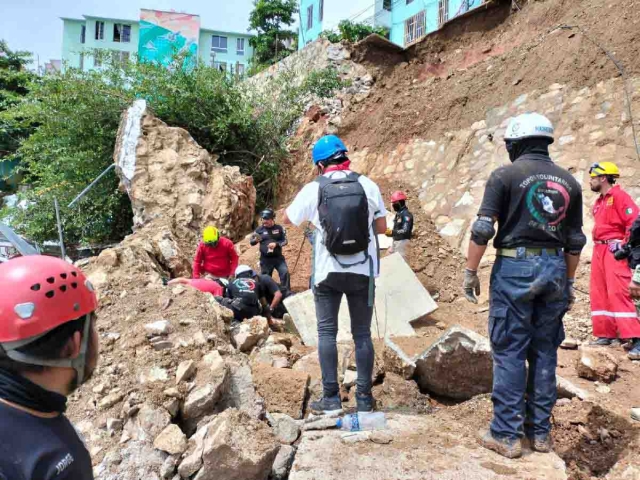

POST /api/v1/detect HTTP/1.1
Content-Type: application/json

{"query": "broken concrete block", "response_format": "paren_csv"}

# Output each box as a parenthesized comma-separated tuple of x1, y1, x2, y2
(178, 424, 209, 478)
(292, 351, 323, 400)
(270, 413, 301, 445)
(557, 375, 590, 400)
(219, 354, 265, 419)
(195, 409, 279, 480)
(252, 364, 310, 419)
(137, 404, 171, 441)
(383, 337, 418, 379)
(176, 360, 197, 384)
(576, 346, 618, 383)
(284, 253, 437, 346)
(154, 424, 188, 455)
(271, 445, 296, 480)
(145, 320, 173, 336)
(182, 362, 229, 421)
(231, 316, 270, 353)
(414, 326, 492, 400)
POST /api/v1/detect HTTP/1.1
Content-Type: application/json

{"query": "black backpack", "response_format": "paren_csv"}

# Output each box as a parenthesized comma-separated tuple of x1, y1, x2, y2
(316, 172, 370, 259)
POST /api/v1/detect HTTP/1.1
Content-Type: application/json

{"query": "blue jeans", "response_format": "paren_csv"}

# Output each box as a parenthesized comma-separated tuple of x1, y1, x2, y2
(314, 273, 375, 398)
(489, 249, 568, 440)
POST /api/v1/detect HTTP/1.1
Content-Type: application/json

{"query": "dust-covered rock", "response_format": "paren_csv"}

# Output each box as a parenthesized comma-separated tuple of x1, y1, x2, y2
(176, 360, 197, 384)
(153, 424, 187, 455)
(232, 316, 270, 353)
(271, 445, 296, 480)
(95, 440, 167, 480)
(136, 404, 171, 441)
(372, 373, 432, 414)
(252, 364, 310, 419)
(269, 413, 301, 445)
(145, 320, 173, 336)
(219, 354, 266, 419)
(576, 346, 619, 383)
(190, 409, 279, 480)
(414, 326, 492, 400)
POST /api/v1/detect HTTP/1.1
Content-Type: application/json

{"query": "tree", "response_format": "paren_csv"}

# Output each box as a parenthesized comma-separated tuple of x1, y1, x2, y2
(248, 0, 298, 68)
(0, 40, 35, 189)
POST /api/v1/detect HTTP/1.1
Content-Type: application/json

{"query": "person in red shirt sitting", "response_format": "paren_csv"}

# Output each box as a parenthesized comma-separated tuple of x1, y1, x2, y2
(192, 226, 239, 281)
(589, 162, 640, 348)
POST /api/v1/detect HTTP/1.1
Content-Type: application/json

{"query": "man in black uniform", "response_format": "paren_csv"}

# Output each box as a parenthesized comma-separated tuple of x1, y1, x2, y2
(250, 209, 290, 290)
(387, 191, 414, 259)
(254, 272, 291, 319)
(0, 255, 99, 480)
(463, 113, 586, 459)
(217, 265, 262, 322)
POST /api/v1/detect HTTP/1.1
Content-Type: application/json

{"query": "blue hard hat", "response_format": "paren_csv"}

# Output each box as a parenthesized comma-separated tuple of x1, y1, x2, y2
(312, 135, 348, 164)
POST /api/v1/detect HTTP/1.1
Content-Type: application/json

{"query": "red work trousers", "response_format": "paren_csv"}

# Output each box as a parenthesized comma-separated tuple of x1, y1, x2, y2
(590, 244, 640, 339)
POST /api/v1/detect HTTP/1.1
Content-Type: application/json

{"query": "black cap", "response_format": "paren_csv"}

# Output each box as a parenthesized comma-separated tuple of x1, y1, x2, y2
(260, 209, 275, 220)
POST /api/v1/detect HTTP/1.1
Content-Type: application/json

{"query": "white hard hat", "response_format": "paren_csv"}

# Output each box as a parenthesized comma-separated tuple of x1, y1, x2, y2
(235, 265, 253, 276)
(504, 113, 554, 143)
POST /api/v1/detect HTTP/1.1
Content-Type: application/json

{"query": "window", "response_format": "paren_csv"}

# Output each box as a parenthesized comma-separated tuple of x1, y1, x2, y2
(214, 61, 227, 72)
(114, 24, 131, 43)
(438, 0, 449, 26)
(95, 21, 104, 40)
(319, 0, 324, 21)
(211, 35, 228, 52)
(383, 0, 392, 10)
(94, 53, 102, 68)
(404, 10, 425, 46)
(406, 0, 414, 4)
(80, 25, 86, 44)
(237, 38, 245, 55)
(79, 53, 84, 70)
(307, 5, 314, 31)
(237, 63, 245, 76)
(117, 51, 130, 64)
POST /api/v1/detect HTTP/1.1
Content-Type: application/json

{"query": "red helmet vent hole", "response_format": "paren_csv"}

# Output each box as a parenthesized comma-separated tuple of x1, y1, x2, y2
(60, 273, 68, 279)
(46, 277, 55, 284)
(71, 282, 78, 289)
(45, 291, 55, 299)
(71, 272, 78, 277)
(60, 285, 67, 292)
(31, 284, 41, 291)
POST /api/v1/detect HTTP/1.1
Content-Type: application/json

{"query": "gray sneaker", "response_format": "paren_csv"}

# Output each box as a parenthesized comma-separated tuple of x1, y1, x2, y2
(528, 434, 553, 453)
(356, 394, 375, 413)
(309, 396, 343, 415)
(478, 430, 522, 459)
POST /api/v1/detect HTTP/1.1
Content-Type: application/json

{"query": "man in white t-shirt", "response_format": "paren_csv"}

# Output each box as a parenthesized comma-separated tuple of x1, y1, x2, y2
(283, 135, 387, 414)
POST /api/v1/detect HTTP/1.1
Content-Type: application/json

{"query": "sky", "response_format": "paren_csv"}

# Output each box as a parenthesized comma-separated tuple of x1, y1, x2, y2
(0, 0, 376, 69)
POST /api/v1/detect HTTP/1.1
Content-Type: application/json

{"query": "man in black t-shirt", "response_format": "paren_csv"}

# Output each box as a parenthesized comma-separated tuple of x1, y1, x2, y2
(463, 113, 586, 459)
(250, 209, 290, 290)
(0, 256, 99, 480)
(254, 273, 290, 319)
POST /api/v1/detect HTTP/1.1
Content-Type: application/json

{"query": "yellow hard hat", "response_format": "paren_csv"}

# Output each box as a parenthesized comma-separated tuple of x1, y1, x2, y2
(589, 161, 620, 178)
(203, 226, 219, 244)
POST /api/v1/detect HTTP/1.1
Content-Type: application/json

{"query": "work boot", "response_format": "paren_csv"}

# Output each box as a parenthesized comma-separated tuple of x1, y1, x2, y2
(528, 434, 553, 453)
(478, 430, 522, 459)
(356, 393, 375, 413)
(590, 337, 613, 346)
(309, 395, 343, 415)
(631, 408, 640, 422)
(628, 339, 640, 360)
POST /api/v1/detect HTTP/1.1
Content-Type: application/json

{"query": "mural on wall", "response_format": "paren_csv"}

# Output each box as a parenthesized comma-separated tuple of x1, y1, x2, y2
(138, 9, 200, 67)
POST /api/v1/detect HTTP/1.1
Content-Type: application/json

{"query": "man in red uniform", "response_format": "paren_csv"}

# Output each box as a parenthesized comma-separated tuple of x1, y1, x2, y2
(589, 162, 640, 346)
(192, 226, 239, 280)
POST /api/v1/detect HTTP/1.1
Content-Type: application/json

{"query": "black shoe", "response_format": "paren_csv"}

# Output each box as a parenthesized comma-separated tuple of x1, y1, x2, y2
(590, 337, 613, 346)
(611, 339, 623, 348)
(309, 396, 343, 415)
(356, 394, 375, 413)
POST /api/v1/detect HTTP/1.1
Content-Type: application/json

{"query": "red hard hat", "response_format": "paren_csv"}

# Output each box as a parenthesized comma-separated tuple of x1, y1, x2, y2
(391, 191, 407, 203)
(0, 256, 98, 344)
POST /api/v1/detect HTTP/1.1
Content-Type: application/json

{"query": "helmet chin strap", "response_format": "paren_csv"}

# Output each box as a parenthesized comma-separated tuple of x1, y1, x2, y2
(3, 313, 93, 386)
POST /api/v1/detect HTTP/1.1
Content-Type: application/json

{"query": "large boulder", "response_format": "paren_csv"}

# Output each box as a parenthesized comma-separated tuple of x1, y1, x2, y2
(190, 409, 280, 480)
(182, 356, 230, 423)
(114, 100, 256, 242)
(414, 326, 492, 400)
(231, 317, 270, 353)
(252, 364, 310, 419)
(219, 354, 266, 419)
(576, 346, 619, 383)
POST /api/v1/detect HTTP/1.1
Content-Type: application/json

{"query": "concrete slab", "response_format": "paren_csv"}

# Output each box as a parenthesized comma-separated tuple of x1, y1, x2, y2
(290, 414, 568, 480)
(283, 253, 437, 347)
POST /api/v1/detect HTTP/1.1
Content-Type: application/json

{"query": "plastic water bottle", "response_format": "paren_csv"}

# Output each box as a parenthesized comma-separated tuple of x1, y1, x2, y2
(336, 412, 387, 432)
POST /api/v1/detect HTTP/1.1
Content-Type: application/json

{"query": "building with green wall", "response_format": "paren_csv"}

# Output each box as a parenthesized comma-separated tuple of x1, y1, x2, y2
(61, 10, 254, 76)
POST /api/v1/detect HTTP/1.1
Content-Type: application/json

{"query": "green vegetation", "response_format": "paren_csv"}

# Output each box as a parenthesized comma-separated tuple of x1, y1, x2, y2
(321, 20, 389, 44)
(0, 49, 345, 245)
(248, 0, 298, 72)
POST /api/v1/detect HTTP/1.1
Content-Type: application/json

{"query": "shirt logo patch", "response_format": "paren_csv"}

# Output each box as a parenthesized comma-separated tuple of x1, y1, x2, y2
(607, 197, 614, 206)
(272, 230, 280, 234)
(55, 453, 74, 476)
(626, 207, 633, 215)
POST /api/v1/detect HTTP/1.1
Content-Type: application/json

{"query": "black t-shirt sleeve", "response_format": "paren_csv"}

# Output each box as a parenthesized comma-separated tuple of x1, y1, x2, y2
(478, 170, 507, 218)
(565, 184, 585, 237)
(258, 275, 280, 298)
